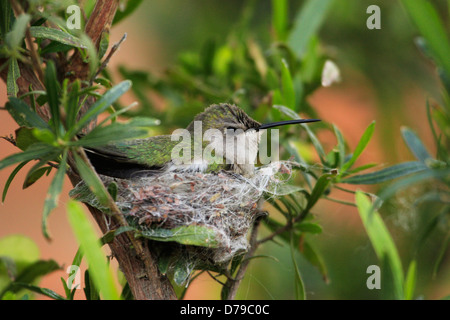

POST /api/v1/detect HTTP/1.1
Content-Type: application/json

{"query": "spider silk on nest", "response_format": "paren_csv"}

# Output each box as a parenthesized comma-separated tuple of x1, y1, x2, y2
(70, 160, 299, 286)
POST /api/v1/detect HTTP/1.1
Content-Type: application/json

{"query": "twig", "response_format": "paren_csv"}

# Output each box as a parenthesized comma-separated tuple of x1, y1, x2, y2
(92, 33, 127, 81)
(1, 135, 16, 146)
(225, 216, 262, 300)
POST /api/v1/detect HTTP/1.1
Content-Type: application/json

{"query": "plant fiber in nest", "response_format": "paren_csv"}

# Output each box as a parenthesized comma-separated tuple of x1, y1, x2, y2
(70, 161, 296, 284)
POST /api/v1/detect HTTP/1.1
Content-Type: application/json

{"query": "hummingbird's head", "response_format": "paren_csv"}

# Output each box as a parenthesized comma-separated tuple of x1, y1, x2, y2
(185, 103, 321, 176)
(187, 103, 261, 133)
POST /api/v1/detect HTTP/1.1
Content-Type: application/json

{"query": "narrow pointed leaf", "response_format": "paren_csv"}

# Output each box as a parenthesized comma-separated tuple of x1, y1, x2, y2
(69, 80, 132, 136)
(401, 127, 432, 162)
(2, 161, 28, 202)
(401, 0, 450, 76)
(44, 61, 62, 136)
(6, 97, 49, 129)
(301, 239, 328, 282)
(73, 122, 149, 147)
(333, 124, 345, 167)
(5, 13, 30, 49)
(342, 161, 428, 185)
(42, 150, 68, 239)
(290, 232, 306, 300)
(272, 0, 288, 41)
(113, 0, 144, 25)
(305, 174, 332, 212)
(10, 283, 66, 300)
(0, 259, 61, 298)
(65, 80, 80, 130)
(274, 104, 326, 163)
(0, 144, 56, 171)
(73, 152, 110, 207)
(0, 1, 14, 38)
(280, 59, 295, 109)
(404, 260, 417, 300)
(7, 58, 20, 97)
(67, 200, 121, 300)
(288, 0, 333, 58)
(340, 121, 375, 174)
(355, 191, 404, 299)
(30, 26, 86, 48)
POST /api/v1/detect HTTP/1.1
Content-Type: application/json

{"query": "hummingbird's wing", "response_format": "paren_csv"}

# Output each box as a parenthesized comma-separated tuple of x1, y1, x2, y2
(83, 135, 179, 179)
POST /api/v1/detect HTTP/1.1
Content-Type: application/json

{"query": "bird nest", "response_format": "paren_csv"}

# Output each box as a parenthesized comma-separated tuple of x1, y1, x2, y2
(70, 161, 296, 284)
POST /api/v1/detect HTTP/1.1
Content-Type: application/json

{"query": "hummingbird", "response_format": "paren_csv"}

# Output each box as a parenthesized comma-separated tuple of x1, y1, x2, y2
(84, 103, 320, 178)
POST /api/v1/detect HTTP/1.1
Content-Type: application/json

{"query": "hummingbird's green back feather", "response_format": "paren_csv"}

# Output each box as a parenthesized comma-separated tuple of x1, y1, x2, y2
(85, 135, 181, 178)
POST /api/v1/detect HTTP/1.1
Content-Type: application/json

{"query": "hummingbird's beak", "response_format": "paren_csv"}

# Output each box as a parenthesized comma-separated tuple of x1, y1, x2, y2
(257, 119, 321, 130)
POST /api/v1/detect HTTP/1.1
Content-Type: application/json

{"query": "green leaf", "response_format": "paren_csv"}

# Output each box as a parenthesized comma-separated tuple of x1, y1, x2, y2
(65, 80, 80, 130)
(271, 0, 288, 41)
(23, 165, 51, 189)
(30, 26, 86, 48)
(355, 191, 404, 299)
(5, 13, 30, 49)
(67, 200, 121, 300)
(273, 104, 326, 163)
(400, 127, 432, 162)
(0, 256, 16, 280)
(7, 58, 20, 97)
(342, 161, 428, 185)
(83, 269, 100, 300)
(73, 122, 149, 147)
(333, 124, 346, 167)
(0, 143, 57, 171)
(375, 168, 450, 209)
(2, 161, 28, 202)
(305, 174, 332, 213)
(44, 61, 62, 136)
(340, 121, 375, 175)
(69, 80, 132, 137)
(15, 127, 57, 151)
(14, 260, 60, 283)
(400, 0, 450, 77)
(107, 182, 118, 201)
(301, 239, 328, 282)
(97, 31, 109, 60)
(73, 152, 110, 207)
(139, 225, 220, 247)
(79, 33, 99, 78)
(296, 222, 322, 234)
(113, 0, 144, 25)
(344, 163, 378, 175)
(0, 1, 14, 38)
(5, 97, 49, 129)
(288, 0, 333, 58)
(15, 127, 38, 151)
(10, 282, 65, 300)
(280, 59, 295, 109)
(41, 150, 68, 239)
(404, 260, 417, 300)
(0, 259, 60, 298)
(290, 232, 306, 300)
(433, 234, 449, 279)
